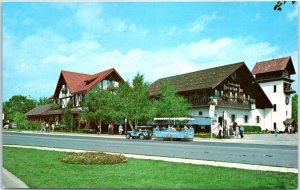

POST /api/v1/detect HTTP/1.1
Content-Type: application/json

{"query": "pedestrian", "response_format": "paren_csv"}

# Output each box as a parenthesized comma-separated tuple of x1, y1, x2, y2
(229, 125, 234, 138)
(45, 123, 49, 133)
(274, 126, 278, 137)
(218, 123, 222, 139)
(108, 123, 111, 134)
(239, 125, 244, 139)
(288, 126, 292, 134)
(235, 125, 239, 138)
(51, 123, 55, 132)
(118, 124, 123, 135)
(97, 125, 101, 134)
(111, 123, 114, 134)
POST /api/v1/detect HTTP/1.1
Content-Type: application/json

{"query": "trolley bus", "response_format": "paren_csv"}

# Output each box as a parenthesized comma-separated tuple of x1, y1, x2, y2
(152, 117, 195, 141)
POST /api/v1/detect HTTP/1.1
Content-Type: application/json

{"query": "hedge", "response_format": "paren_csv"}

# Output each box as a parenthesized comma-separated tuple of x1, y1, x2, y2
(243, 125, 261, 133)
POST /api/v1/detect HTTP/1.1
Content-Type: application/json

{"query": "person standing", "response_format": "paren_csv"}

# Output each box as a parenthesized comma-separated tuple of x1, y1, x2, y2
(274, 126, 278, 136)
(118, 124, 123, 135)
(111, 123, 114, 134)
(218, 123, 222, 139)
(108, 123, 112, 134)
(239, 125, 244, 139)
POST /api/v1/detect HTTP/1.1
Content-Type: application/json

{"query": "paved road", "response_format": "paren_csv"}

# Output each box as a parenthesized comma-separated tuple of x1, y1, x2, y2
(3, 132, 298, 168)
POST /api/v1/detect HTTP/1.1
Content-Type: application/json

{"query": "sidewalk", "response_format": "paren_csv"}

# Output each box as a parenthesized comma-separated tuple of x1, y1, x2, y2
(4, 130, 298, 146)
(2, 168, 28, 188)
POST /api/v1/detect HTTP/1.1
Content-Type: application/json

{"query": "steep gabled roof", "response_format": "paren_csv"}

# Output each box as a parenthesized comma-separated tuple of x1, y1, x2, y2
(25, 104, 53, 116)
(53, 68, 124, 98)
(149, 62, 245, 96)
(252, 56, 296, 75)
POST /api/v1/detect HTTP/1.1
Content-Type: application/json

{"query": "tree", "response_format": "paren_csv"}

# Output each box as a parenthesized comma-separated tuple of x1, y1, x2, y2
(81, 87, 115, 132)
(114, 74, 153, 128)
(13, 111, 28, 131)
(62, 102, 75, 132)
(36, 96, 52, 106)
(3, 95, 36, 121)
(130, 73, 153, 126)
(153, 83, 191, 117)
(292, 94, 298, 129)
(274, 1, 296, 11)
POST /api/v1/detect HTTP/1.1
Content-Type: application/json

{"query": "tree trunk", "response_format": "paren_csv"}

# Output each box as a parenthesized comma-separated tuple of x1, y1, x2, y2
(128, 120, 134, 130)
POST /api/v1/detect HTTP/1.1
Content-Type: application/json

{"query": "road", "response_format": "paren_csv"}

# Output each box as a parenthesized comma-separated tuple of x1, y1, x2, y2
(3, 132, 298, 168)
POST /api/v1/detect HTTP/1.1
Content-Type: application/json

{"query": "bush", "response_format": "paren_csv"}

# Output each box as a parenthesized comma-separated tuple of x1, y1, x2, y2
(28, 121, 40, 131)
(60, 152, 128, 165)
(243, 125, 261, 133)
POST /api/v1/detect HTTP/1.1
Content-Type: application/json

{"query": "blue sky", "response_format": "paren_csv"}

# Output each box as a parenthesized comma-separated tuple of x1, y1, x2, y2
(3, 2, 298, 101)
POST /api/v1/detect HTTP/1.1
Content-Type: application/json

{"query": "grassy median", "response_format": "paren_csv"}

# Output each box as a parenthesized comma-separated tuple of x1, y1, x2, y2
(3, 147, 297, 189)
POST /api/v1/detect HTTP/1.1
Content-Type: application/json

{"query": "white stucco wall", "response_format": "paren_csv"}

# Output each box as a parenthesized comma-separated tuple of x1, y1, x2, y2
(259, 80, 292, 131)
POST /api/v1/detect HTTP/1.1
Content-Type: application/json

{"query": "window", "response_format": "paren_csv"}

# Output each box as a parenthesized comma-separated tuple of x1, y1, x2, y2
(274, 85, 277, 93)
(199, 111, 203, 116)
(256, 116, 260, 123)
(231, 114, 235, 122)
(273, 104, 277, 112)
(244, 115, 248, 123)
(215, 89, 218, 96)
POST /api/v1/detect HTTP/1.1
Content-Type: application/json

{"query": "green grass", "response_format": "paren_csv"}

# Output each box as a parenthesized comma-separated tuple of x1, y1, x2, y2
(3, 147, 298, 189)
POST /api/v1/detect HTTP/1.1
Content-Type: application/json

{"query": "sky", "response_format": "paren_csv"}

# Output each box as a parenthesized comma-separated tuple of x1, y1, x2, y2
(2, 2, 299, 101)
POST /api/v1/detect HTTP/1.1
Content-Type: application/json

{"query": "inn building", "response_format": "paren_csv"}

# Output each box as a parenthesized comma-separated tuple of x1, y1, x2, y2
(149, 56, 296, 132)
(25, 68, 124, 127)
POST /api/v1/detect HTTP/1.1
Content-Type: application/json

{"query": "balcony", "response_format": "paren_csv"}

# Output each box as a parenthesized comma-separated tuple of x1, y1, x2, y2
(217, 97, 253, 110)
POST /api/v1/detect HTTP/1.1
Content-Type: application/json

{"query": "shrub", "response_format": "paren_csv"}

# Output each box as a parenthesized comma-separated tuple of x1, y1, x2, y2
(60, 152, 128, 165)
(28, 121, 40, 131)
(243, 125, 261, 133)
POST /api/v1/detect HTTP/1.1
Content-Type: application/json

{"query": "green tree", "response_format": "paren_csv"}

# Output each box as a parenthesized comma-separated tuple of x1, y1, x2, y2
(3, 95, 36, 121)
(130, 73, 152, 126)
(153, 83, 191, 117)
(36, 97, 52, 106)
(81, 87, 115, 132)
(62, 102, 75, 132)
(274, 1, 296, 11)
(13, 111, 28, 131)
(292, 94, 298, 129)
(114, 74, 153, 128)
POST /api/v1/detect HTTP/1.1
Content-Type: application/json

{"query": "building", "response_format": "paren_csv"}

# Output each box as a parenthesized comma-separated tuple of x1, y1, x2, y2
(150, 57, 296, 132)
(25, 68, 124, 127)
(252, 56, 296, 132)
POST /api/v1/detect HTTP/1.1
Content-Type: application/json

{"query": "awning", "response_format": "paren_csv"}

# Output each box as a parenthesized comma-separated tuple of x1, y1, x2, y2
(153, 117, 194, 121)
(187, 117, 211, 126)
(283, 118, 294, 125)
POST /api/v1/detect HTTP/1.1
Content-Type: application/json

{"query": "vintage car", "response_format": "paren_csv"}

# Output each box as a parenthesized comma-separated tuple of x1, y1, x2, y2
(126, 126, 153, 140)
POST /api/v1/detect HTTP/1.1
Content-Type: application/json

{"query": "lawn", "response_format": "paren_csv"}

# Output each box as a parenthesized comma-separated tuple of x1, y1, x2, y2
(3, 147, 298, 189)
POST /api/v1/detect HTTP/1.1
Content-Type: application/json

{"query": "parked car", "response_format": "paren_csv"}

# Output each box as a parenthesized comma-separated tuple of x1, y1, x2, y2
(126, 126, 153, 140)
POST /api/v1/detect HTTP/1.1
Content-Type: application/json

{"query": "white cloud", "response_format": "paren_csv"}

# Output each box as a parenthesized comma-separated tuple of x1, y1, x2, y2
(74, 4, 148, 37)
(4, 25, 297, 101)
(287, 6, 298, 21)
(166, 12, 221, 35)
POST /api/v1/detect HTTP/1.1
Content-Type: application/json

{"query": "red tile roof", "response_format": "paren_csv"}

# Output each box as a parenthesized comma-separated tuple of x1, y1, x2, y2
(252, 56, 295, 75)
(53, 68, 124, 98)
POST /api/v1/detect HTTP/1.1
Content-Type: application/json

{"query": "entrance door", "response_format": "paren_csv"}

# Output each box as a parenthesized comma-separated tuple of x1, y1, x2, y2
(218, 116, 223, 126)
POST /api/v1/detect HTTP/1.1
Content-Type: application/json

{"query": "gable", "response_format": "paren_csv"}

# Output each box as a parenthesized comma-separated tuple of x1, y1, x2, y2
(252, 56, 296, 75)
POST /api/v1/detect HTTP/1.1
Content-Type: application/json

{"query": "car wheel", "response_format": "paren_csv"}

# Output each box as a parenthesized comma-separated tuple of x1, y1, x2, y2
(139, 134, 145, 140)
(126, 134, 131, 139)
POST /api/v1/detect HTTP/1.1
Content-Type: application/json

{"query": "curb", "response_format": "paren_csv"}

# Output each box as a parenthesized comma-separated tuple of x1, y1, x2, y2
(2, 168, 29, 188)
